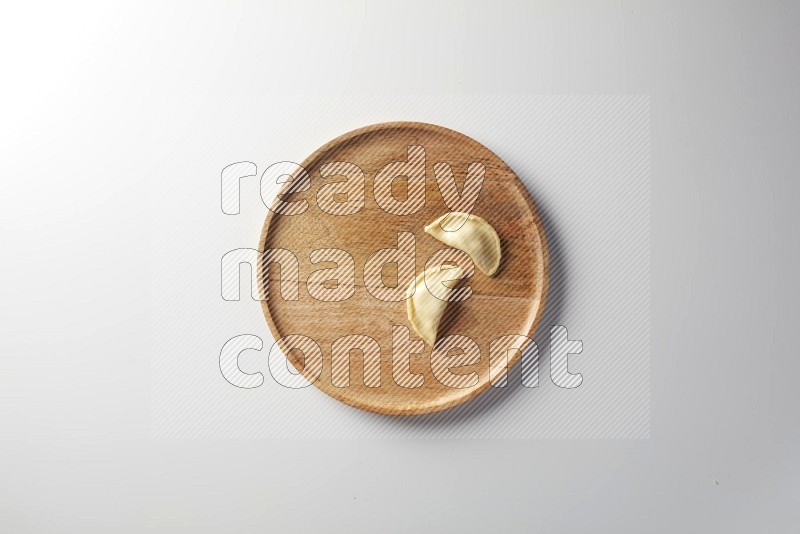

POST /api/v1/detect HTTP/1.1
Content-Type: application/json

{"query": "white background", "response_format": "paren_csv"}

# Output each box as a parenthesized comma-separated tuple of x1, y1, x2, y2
(1, 1, 798, 532)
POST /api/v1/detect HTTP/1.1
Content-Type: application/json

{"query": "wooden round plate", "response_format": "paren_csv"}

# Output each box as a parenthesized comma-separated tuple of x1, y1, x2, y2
(259, 122, 548, 415)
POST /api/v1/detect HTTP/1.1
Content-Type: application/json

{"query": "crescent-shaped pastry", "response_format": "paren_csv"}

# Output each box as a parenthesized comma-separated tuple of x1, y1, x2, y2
(424, 212, 501, 276)
(406, 265, 464, 346)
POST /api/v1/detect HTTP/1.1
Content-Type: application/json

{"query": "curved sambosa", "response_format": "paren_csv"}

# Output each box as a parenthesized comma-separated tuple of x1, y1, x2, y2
(424, 212, 501, 276)
(406, 265, 464, 346)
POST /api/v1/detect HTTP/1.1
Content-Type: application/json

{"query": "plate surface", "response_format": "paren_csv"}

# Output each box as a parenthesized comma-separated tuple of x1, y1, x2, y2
(259, 122, 548, 415)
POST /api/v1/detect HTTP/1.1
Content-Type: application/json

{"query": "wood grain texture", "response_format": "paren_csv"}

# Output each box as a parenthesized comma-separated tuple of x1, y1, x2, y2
(258, 122, 549, 415)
